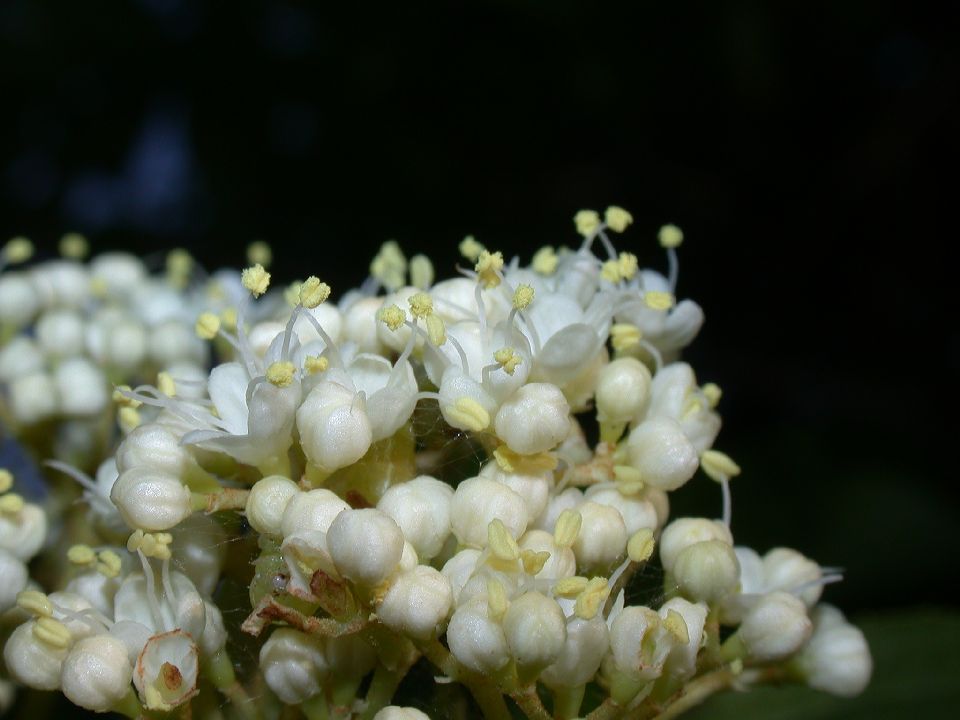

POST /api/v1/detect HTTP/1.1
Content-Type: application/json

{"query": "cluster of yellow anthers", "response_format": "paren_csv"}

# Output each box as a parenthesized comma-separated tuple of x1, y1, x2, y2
(0, 212, 870, 720)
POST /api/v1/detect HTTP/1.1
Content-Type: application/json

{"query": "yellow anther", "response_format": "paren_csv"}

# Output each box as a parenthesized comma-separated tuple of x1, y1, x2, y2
(681, 396, 703, 422)
(605, 258, 626, 285)
(112, 385, 141, 408)
(627, 528, 655, 564)
(127, 530, 145, 553)
(241, 263, 271, 298)
(448, 397, 490, 432)
(0, 494, 25, 514)
(409, 254, 434, 290)
(605, 206, 634, 233)
(166, 249, 193, 287)
(379, 304, 407, 332)
(67, 544, 97, 566)
(474, 250, 504, 289)
(0, 469, 13, 494)
(521, 549, 551, 576)
(554, 576, 588, 598)
(157, 372, 176, 398)
(305, 355, 329, 374)
(574, 577, 610, 620)
(644, 291, 674, 311)
(658, 224, 684, 249)
(33, 617, 71, 649)
(702, 383, 722, 409)
(139, 533, 157, 556)
(220, 307, 238, 331)
(247, 240, 272, 268)
(613, 465, 644, 493)
(426, 314, 446, 346)
(574, 209, 601, 238)
(512, 284, 535, 311)
(487, 578, 509, 621)
(195, 312, 221, 340)
(59, 233, 89, 259)
(459, 235, 485, 261)
(408, 292, 434, 319)
(553, 509, 582, 549)
(618, 252, 639, 280)
(493, 347, 522, 375)
(487, 519, 520, 561)
(97, 550, 122, 578)
(532, 246, 559, 275)
(152, 543, 172, 561)
(266, 361, 296, 388)
(118, 406, 142, 433)
(2, 237, 34, 264)
(300, 276, 331, 308)
(155, 532, 173, 545)
(491, 445, 557, 475)
(700, 450, 741, 483)
(370, 240, 407, 291)
(664, 608, 690, 644)
(17, 590, 53, 617)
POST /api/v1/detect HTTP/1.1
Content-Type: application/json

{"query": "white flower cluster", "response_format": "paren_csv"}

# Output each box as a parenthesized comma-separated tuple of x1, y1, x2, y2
(0, 218, 871, 718)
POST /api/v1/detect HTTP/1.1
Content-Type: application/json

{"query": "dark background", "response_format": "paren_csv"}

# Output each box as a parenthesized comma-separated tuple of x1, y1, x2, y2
(1, 0, 957, 716)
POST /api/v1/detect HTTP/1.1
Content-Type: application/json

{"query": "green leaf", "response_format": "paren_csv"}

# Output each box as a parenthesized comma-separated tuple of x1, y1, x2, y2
(684, 609, 960, 720)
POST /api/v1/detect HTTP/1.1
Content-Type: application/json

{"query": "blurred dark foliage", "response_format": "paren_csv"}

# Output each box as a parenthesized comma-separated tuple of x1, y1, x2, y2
(1, 0, 956, 619)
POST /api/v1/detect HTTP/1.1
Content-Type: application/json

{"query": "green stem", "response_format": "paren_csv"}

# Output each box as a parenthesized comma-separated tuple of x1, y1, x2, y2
(302, 695, 330, 720)
(510, 684, 551, 720)
(111, 688, 144, 719)
(628, 669, 735, 720)
(552, 684, 586, 720)
(202, 649, 259, 720)
(360, 662, 412, 720)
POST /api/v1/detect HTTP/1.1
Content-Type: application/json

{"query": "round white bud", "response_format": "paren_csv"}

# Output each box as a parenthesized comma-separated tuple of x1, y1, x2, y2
(260, 628, 329, 704)
(116, 424, 194, 477)
(763, 548, 823, 607)
(479, 461, 551, 526)
(110, 467, 193, 531)
(0, 272, 40, 325)
(626, 418, 699, 491)
(533, 486, 583, 532)
(595, 357, 651, 424)
(280, 489, 349, 538)
(90, 253, 146, 296)
(327, 509, 403, 586)
(584, 486, 659, 536)
(297, 380, 373, 473)
(450, 477, 528, 548)
(672, 540, 741, 603)
(30, 260, 89, 308)
(795, 605, 872, 697)
(54, 358, 108, 416)
(0, 550, 28, 612)
(737, 591, 812, 661)
(659, 518, 733, 574)
(0, 502, 47, 561)
(148, 320, 205, 367)
(60, 635, 133, 712)
(65, 570, 121, 618)
(342, 296, 388, 354)
(373, 707, 431, 720)
(502, 592, 567, 671)
(572, 501, 628, 571)
(36, 309, 85, 357)
(376, 565, 453, 640)
(446, 596, 510, 674)
(104, 319, 148, 370)
(246, 475, 300, 536)
(0, 336, 44, 383)
(494, 382, 571, 454)
(9, 371, 59, 424)
(540, 615, 610, 688)
(3, 620, 68, 690)
(377, 476, 453, 560)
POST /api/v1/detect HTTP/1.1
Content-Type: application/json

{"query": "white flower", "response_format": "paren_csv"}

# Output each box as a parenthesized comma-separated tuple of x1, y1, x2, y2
(626, 417, 699, 491)
(297, 378, 372, 473)
(376, 565, 453, 640)
(595, 357, 652, 425)
(671, 540, 741, 603)
(0, 549, 28, 611)
(659, 518, 733, 574)
(0, 271, 41, 325)
(572, 501, 627, 571)
(646, 362, 720, 454)
(134, 629, 199, 711)
(494, 382, 571, 455)
(447, 596, 511, 674)
(735, 591, 812, 661)
(616, 269, 704, 356)
(0, 499, 47, 561)
(327, 509, 404, 586)
(450, 476, 528, 548)
(540, 614, 609, 689)
(377, 476, 453, 561)
(36, 309, 86, 358)
(3, 620, 68, 691)
(583, 485, 659, 535)
(373, 707, 430, 720)
(502, 591, 567, 673)
(246, 475, 301, 536)
(109, 467, 193, 531)
(8, 371, 59, 425)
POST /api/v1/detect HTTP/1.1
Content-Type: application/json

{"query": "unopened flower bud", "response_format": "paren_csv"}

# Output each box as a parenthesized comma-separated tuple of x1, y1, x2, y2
(280, 488, 350, 538)
(626, 418, 699, 491)
(373, 707, 431, 720)
(447, 596, 510, 674)
(595, 357, 651, 424)
(260, 628, 328, 704)
(246, 475, 300, 536)
(61, 635, 133, 712)
(672, 540, 740, 603)
(297, 381, 372, 473)
(450, 477, 528, 548)
(110, 467, 193, 531)
(328, 509, 403, 586)
(733, 591, 812, 662)
(572, 501, 627, 571)
(793, 605, 872, 697)
(3, 621, 68, 690)
(659, 517, 733, 574)
(494, 382, 571, 455)
(376, 565, 453, 640)
(502, 592, 567, 672)
(377, 476, 453, 561)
